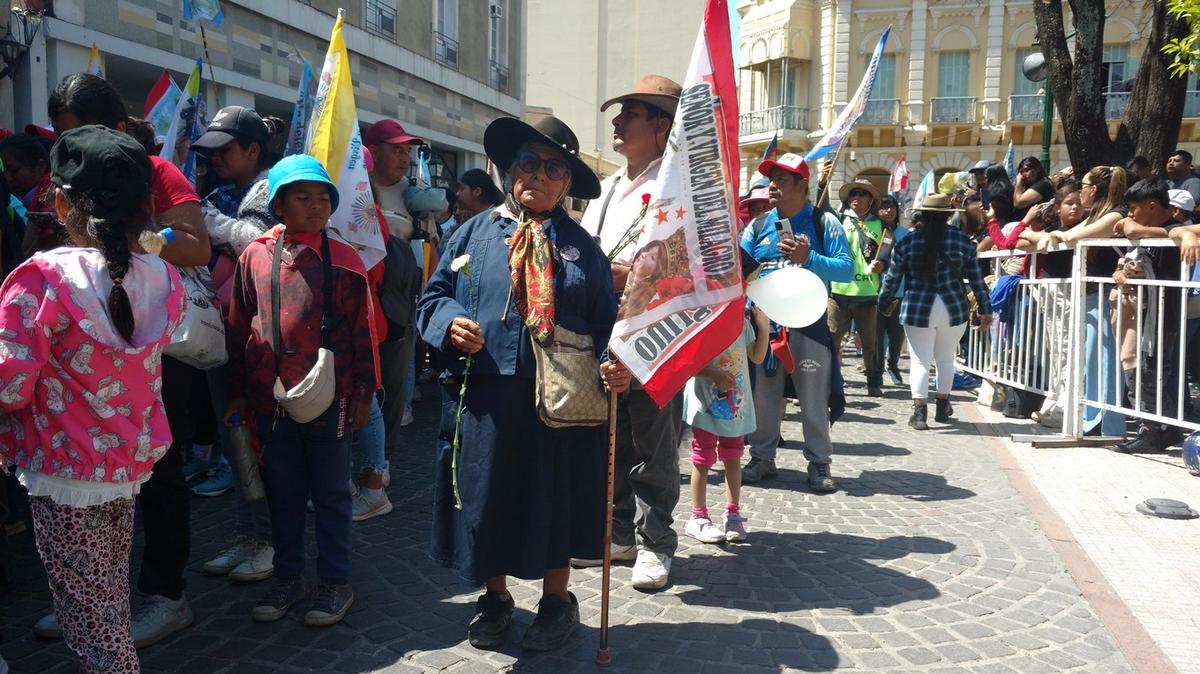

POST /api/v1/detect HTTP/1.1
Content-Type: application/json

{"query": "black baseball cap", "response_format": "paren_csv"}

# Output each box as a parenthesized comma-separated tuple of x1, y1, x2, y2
(458, 168, 503, 205)
(50, 124, 151, 200)
(193, 105, 269, 150)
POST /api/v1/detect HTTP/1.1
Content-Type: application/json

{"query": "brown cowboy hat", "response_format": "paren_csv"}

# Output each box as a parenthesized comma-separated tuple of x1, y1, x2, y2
(912, 193, 963, 213)
(600, 74, 683, 116)
(837, 180, 880, 203)
(483, 115, 601, 199)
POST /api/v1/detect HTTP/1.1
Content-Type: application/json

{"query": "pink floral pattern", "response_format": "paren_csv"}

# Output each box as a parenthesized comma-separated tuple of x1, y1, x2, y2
(0, 253, 184, 486)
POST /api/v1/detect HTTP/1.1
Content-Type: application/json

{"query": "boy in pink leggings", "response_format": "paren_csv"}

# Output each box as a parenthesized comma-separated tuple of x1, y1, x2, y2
(683, 307, 769, 543)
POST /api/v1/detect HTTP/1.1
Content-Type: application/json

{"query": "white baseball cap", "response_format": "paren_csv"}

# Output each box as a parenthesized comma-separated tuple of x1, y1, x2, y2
(1169, 188, 1195, 212)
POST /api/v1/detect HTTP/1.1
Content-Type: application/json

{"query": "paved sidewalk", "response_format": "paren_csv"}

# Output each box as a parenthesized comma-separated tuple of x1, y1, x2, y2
(970, 402, 1198, 674)
(0, 370, 1156, 672)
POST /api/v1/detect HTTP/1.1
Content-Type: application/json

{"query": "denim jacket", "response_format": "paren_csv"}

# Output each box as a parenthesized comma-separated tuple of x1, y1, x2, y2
(417, 205, 617, 378)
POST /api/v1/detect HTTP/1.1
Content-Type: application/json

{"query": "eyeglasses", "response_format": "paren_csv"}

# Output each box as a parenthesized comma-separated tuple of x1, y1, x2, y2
(848, 190, 871, 198)
(515, 149, 569, 181)
(1081, 181, 1095, 188)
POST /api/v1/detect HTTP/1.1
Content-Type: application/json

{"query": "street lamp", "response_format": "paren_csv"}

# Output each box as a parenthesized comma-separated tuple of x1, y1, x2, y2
(0, 9, 44, 80)
(1022, 51, 1051, 169)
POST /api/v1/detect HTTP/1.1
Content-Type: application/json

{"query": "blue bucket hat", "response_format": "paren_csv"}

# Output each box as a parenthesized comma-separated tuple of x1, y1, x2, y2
(267, 154, 340, 213)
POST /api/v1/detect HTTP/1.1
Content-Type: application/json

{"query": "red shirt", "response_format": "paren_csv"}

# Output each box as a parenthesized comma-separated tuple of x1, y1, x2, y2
(150, 156, 200, 214)
(226, 226, 376, 415)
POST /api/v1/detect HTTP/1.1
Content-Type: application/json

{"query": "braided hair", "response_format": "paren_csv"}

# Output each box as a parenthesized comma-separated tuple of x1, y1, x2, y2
(59, 189, 151, 343)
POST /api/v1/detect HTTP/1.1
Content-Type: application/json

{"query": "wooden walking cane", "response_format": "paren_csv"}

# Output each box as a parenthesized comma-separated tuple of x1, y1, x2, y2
(595, 389, 619, 666)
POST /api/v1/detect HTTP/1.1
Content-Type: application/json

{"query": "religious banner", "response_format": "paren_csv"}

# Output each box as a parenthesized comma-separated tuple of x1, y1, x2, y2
(306, 10, 386, 269)
(607, 0, 745, 407)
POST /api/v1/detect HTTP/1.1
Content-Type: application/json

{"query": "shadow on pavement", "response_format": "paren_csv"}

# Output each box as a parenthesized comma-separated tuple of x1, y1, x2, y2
(673, 531, 952, 617)
(838, 468, 977, 501)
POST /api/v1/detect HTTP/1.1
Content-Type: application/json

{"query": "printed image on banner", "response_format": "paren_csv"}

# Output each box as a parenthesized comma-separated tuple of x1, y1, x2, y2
(306, 10, 385, 269)
(805, 26, 891, 162)
(608, 0, 746, 406)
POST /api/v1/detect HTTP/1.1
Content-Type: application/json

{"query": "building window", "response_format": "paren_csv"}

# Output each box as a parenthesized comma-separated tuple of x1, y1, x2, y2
(1013, 48, 1039, 95)
(435, 0, 459, 68)
(489, 0, 509, 92)
(937, 51, 969, 98)
(1102, 45, 1130, 91)
(863, 53, 897, 124)
(365, 0, 395, 38)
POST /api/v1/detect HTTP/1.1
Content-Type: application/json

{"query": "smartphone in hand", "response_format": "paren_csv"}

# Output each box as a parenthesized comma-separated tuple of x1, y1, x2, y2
(774, 217, 794, 241)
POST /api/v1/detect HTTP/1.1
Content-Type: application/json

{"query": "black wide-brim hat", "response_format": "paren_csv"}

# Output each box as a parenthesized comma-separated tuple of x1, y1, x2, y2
(484, 116, 601, 200)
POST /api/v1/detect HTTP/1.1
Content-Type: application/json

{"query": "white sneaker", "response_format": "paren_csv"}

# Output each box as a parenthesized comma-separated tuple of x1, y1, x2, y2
(724, 513, 748, 542)
(228, 542, 275, 582)
(630, 550, 671, 590)
(351, 488, 393, 522)
(1, 651, 8, 674)
(400, 408, 415, 427)
(130, 594, 193, 649)
(381, 461, 391, 488)
(571, 542, 637, 568)
(202, 536, 254, 576)
(685, 516, 725, 544)
(32, 611, 62, 639)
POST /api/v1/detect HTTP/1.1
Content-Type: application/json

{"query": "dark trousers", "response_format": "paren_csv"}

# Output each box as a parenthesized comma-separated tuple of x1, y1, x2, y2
(257, 401, 353, 584)
(875, 307, 905, 374)
(612, 389, 683, 556)
(136, 355, 194, 600)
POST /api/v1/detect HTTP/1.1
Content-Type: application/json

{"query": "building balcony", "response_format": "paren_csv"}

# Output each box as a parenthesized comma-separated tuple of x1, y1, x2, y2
(1008, 94, 1043, 122)
(739, 105, 809, 137)
(930, 97, 977, 124)
(861, 98, 900, 125)
(434, 31, 459, 69)
(490, 60, 510, 94)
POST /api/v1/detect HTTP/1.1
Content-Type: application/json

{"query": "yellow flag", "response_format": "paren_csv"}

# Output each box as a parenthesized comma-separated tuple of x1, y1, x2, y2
(306, 10, 385, 268)
(87, 43, 103, 77)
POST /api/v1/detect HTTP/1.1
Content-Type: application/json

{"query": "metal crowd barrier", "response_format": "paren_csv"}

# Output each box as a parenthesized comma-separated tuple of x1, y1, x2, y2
(956, 238, 1200, 446)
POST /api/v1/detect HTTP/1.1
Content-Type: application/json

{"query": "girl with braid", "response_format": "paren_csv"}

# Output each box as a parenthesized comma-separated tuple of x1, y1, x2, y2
(0, 125, 184, 674)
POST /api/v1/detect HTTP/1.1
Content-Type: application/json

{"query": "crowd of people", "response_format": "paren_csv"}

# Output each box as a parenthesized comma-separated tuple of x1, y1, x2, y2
(0, 65, 1197, 673)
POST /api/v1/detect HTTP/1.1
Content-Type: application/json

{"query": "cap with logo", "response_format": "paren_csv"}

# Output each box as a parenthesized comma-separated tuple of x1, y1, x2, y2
(757, 153, 810, 181)
(193, 106, 270, 151)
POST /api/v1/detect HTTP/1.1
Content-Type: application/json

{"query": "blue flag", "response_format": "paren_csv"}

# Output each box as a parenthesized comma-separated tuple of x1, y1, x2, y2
(285, 61, 317, 157)
(183, 0, 224, 25)
(760, 131, 779, 163)
(807, 27, 890, 161)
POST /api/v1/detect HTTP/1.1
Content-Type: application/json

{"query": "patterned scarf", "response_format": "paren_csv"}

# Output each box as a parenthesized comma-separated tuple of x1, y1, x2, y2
(506, 194, 557, 344)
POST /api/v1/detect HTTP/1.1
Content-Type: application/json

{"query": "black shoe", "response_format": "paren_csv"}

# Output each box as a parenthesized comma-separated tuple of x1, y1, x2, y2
(1115, 427, 1165, 454)
(806, 461, 837, 493)
(251, 577, 305, 623)
(909, 404, 929, 430)
(867, 384, 884, 397)
(934, 398, 954, 423)
(304, 583, 354, 627)
(468, 591, 514, 650)
(521, 592, 579, 652)
(888, 368, 903, 386)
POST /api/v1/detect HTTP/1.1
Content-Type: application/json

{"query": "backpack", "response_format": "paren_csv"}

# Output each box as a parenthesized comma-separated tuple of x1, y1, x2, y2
(378, 234, 423, 341)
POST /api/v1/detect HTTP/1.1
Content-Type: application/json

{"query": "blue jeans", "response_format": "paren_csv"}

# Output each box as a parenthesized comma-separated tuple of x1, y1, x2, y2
(354, 396, 387, 474)
(1083, 293, 1125, 436)
(257, 402, 353, 584)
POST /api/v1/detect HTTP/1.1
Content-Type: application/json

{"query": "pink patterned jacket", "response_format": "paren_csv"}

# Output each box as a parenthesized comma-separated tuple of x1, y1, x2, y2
(0, 248, 184, 485)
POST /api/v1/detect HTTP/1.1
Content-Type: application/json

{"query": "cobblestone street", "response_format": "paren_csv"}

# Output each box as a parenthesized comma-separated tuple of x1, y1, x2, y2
(0, 365, 1184, 672)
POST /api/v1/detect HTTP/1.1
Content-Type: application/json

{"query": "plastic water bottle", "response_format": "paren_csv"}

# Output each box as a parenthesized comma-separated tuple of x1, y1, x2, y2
(1183, 431, 1200, 476)
(229, 414, 266, 501)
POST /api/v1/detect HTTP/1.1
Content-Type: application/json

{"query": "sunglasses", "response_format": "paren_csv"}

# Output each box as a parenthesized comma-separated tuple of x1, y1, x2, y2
(515, 149, 569, 181)
(848, 190, 871, 198)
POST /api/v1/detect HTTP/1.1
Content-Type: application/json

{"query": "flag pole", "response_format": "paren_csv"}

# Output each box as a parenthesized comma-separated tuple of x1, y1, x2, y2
(816, 138, 849, 208)
(595, 389, 618, 667)
(198, 24, 219, 86)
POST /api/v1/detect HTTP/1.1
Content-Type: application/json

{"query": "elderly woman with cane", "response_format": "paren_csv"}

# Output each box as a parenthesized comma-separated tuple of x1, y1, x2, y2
(418, 115, 629, 653)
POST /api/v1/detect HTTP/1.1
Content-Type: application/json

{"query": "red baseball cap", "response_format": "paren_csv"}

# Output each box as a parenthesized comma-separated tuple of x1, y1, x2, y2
(25, 124, 57, 142)
(757, 152, 809, 181)
(364, 119, 422, 146)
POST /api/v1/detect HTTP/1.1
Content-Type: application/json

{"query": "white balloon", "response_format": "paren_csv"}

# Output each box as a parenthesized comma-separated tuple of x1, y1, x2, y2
(746, 267, 829, 328)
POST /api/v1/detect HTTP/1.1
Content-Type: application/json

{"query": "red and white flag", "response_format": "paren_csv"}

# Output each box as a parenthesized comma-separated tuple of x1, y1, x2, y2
(608, 0, 744, 407)
(888, 156, 908, 196)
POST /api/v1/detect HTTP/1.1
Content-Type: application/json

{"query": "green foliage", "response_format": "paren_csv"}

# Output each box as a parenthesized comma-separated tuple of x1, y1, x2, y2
(1166, 0, 1200, 77)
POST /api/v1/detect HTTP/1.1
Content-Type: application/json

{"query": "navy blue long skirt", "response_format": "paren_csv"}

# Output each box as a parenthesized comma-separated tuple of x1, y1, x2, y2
(431, 374, 607, 585)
